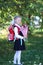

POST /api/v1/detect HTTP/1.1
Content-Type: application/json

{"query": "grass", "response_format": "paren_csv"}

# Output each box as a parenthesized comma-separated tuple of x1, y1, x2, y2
(0, 27, 43, 65)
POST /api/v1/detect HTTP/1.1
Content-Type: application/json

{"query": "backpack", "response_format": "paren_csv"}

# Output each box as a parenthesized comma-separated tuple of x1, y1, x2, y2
(8, 24, 28, 42)
(8, 24, 20, 42)
(20, 25, 28, 38)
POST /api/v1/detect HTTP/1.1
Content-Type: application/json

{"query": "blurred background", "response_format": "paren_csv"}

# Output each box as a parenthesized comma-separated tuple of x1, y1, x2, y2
(0, 0, 43, 65)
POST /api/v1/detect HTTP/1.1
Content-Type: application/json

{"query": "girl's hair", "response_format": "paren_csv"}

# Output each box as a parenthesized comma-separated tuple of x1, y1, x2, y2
(14, 16, 21, 20)
(11, 16, 21, 25)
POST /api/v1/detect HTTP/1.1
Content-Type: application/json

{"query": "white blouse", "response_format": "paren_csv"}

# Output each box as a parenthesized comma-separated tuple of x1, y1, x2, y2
(14, 27, 24, 39)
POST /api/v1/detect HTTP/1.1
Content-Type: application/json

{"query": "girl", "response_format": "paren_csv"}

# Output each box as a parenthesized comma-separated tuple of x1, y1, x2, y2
(13, 16, 25, 65)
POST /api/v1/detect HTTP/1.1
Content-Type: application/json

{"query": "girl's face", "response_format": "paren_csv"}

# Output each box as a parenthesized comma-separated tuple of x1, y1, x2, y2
(15, 17, 22, 25)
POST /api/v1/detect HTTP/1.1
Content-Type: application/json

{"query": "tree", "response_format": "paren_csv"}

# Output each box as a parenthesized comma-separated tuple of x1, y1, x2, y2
(0, 0, 43, 25)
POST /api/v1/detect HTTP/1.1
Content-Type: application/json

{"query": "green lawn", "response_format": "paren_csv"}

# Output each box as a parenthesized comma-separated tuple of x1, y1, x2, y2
(0, 28, 43, 65)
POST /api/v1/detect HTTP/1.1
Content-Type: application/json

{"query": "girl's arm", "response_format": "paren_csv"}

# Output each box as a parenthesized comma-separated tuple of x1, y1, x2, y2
(14, 27, 24, 39)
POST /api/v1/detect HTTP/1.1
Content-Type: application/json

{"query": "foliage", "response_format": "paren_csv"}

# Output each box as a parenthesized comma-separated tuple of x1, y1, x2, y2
(0, 0, 43, 23)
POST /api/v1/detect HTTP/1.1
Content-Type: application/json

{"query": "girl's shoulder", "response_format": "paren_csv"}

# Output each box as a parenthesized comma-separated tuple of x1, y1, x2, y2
(14, 24, 20, 30)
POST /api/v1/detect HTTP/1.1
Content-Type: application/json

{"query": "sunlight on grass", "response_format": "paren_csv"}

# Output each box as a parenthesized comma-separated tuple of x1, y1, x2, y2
(34, 29, 43, 33)
(0, 28, 8, 39)
(32, 29, 43, 37)
(33, 34, 43, 37)
(26, 43, 35, 46)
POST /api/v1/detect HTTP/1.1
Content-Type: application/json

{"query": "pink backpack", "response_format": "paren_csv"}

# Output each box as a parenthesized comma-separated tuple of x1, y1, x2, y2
(20, 25, 28, 38)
